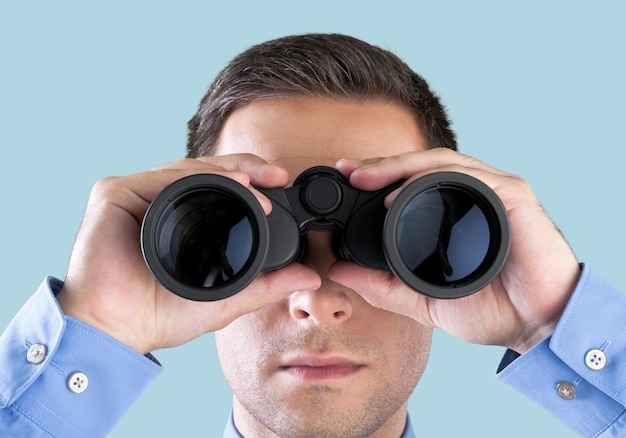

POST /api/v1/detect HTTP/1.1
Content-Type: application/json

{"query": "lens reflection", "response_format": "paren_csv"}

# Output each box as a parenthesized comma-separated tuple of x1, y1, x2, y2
(396, 187, 490, 286)
(155, 190, 254, 289)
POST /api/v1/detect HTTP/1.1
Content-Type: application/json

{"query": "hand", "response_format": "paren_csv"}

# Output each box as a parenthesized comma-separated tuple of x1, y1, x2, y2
(57, 154, 321, 354)
(329, 149, 581, 353)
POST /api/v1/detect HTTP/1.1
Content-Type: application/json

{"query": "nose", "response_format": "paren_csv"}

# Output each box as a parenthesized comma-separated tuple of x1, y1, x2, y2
(289, 287, 353, 326)
(288, 231, 353, 326)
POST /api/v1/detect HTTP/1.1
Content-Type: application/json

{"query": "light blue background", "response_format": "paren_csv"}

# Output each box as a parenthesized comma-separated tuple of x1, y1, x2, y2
(1, 1, 624, 436)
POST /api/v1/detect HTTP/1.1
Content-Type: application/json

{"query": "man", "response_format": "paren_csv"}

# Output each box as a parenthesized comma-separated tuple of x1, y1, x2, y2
(1, 33, 624, 437)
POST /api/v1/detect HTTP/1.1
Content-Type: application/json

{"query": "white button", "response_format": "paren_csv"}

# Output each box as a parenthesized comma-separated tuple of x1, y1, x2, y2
(26, 344, 47, 365)
(585, 349, 607, 371)
(556, 381, 577, 400)
(67, 372, 89, 394)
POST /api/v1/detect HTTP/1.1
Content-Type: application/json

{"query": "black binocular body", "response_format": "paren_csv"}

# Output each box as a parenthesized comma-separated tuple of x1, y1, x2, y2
(141, 166, 510, 301)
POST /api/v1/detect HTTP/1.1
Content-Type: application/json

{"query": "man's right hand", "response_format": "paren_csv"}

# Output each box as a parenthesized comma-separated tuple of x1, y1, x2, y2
(56, 154, 321, 354)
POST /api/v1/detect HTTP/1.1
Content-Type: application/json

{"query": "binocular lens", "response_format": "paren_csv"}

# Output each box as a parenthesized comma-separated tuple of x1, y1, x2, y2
(385, 173, 509, 298)
(142, 175, 269, 301)
(396, 186, 490, 284)
(156, 190, 254, 288)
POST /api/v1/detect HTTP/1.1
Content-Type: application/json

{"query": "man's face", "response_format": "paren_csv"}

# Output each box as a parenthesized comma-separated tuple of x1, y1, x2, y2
(214, 97, 432, 438)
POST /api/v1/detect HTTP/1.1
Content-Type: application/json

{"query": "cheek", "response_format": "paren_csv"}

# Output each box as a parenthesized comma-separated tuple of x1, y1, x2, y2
(386, 317, 433, 380)
(398, 318, 432, 350)
(215, 314, 262, 359)
(214, 319, 259, 388)
(214, 307, 284, 375)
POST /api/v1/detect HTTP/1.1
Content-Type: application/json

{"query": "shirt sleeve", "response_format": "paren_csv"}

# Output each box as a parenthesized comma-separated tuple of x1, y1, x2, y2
(497, 264, 626, 437)
(0, 277, 162, 438)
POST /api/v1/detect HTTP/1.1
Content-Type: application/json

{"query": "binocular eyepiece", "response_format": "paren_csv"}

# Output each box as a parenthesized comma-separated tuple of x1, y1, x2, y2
(141, 166, 510, 301)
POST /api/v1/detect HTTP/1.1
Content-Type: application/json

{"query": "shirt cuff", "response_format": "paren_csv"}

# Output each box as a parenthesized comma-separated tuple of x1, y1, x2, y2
(497, 264, 626, 437)
(0, 277, 162, 437)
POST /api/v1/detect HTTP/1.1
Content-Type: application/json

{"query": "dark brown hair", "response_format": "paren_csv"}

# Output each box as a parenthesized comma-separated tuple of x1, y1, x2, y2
(186, 33, 456, 157)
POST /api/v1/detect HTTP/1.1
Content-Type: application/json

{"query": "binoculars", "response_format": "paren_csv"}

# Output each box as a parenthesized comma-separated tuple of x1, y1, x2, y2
(141, 166, 510, 301)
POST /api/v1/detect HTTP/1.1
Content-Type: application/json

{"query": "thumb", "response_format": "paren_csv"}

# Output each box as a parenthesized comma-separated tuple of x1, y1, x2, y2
(328, 260, 433, 326)
(217, 263, 321, 322)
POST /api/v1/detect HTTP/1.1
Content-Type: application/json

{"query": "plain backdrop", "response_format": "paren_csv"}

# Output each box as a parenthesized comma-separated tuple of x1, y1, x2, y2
(1, 1, 624, 436)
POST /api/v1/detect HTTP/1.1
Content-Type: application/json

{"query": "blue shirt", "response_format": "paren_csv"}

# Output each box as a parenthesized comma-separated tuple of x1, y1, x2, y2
(1, 265, 625, 437)
(0, 277, 162, 437)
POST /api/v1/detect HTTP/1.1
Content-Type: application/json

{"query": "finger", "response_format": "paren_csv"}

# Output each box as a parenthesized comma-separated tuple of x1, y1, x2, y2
(335, 157, 385, 178)
(341, 150, 530, 212)
(199, 154, 290, 189)
(328, 260, 434, 328)
(152, 154, 290, 188)
(94, 156, 290, 224)
(87, 169, 243, 225)
(157, 155, 290, 213)
(214, 263, 322, 328)
(347, 149, 509, 191)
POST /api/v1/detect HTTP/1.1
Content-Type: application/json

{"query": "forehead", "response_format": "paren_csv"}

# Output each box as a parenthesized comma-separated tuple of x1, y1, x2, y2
(215, 97, 426, 178)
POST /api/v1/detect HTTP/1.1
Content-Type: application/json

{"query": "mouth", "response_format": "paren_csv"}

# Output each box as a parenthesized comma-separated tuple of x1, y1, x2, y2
(279, 356, 366, 381)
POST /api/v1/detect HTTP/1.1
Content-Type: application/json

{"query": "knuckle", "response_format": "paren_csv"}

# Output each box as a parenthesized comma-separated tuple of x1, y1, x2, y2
(507, 173, 532, 192)
(90, 176, 120, 198)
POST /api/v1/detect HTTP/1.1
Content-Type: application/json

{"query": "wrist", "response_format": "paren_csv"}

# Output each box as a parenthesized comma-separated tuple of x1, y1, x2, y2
(508, 263, 583, 354)
(56, 285, 150, 355)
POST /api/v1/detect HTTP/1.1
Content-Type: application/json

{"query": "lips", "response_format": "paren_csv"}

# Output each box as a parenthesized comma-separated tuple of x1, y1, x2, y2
(279, 356, 366, 381)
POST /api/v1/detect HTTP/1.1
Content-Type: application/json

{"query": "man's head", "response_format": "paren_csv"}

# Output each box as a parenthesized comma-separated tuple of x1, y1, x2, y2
(187, 33, 456, 158)
(185, 34, 456, 437)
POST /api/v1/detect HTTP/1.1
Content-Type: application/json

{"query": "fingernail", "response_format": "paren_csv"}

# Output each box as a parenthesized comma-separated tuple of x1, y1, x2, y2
(336, 158, 362, 166)
(385, 187, 402, 207)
